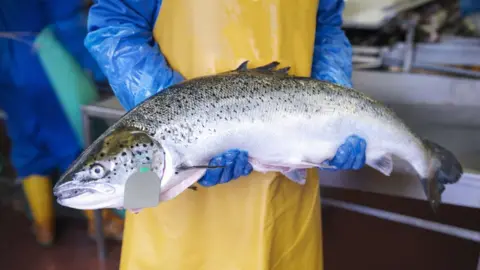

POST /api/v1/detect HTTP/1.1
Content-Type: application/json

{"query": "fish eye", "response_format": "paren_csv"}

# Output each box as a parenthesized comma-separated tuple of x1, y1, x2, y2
(90, 164, 106, 179)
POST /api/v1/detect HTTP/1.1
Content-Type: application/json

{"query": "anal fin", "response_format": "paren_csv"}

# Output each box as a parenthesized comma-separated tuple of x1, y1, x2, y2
(282, 169, 308, 185)
(367, 154, 394, 176)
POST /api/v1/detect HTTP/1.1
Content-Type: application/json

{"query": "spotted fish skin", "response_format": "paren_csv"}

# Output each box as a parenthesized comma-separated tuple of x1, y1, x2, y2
(124, 65, 403, 145)
(53, 61, 463, 212)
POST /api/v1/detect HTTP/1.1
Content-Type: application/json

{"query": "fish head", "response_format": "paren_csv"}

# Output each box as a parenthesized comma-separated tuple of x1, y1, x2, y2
(53, 127, 165, 210)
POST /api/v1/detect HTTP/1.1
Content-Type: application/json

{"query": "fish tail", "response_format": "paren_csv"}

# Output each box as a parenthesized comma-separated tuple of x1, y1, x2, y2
(420, 139, 463, 212)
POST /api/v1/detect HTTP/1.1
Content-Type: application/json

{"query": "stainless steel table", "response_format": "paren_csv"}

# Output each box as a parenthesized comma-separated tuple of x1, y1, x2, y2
(82, 71, 480, 264)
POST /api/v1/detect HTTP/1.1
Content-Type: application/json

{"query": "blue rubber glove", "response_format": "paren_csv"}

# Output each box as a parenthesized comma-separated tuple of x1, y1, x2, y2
(321, 135, 366, 171)
(197, 150, 253, 187)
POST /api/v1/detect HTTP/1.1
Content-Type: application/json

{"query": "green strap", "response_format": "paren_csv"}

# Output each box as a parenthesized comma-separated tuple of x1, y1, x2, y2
(34, 26, 99, 147)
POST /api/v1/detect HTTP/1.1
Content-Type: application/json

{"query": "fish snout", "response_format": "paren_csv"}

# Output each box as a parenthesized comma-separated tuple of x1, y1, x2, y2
(53, 182, 89, 200)
(54, 182, 124, 210)
(54, 181, 116, 197)
(53, 182, 74, 196)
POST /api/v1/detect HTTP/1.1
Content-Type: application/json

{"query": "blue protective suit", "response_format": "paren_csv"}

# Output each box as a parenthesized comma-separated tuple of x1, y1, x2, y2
(85, 0, 366, 186)
(0, 0, 105, 177)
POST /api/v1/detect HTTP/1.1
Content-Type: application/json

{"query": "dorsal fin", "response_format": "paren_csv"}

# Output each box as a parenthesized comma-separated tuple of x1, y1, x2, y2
(253, 61, 280, 71)
(276, 67, 291, 74)
(236, 61, 249, 71)
(234, 60, 291, 75)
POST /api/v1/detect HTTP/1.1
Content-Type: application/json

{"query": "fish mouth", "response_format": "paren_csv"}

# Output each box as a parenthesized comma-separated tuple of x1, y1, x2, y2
(54, 184, 122, 210)
(54, 187, 92, 200)
(54, 182, 116, 200)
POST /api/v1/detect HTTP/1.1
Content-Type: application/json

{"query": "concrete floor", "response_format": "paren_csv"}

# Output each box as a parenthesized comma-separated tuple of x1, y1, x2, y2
(0, 205, 121, 270)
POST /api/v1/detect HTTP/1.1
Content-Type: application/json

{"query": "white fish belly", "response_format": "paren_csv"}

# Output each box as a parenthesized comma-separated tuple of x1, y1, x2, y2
(180, 113, 430, 178)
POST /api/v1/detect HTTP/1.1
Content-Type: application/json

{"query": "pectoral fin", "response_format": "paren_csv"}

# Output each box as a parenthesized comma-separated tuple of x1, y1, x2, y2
(177, 164, 225, 172)
(129, 208, 142, 214)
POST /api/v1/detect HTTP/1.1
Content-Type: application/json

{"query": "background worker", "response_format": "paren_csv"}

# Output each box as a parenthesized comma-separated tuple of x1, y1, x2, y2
(0, 0, 123, 245)
(85, 0, 367, 268)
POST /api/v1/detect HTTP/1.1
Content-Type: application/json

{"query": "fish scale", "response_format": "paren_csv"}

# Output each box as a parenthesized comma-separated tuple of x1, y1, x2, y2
(53, 61, 463, 213)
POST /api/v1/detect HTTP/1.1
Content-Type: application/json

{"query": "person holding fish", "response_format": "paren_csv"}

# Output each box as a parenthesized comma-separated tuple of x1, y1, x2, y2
(85, 0, 366, 268)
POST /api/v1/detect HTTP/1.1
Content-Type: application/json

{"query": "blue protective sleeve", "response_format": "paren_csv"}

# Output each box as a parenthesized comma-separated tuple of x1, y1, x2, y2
(84, 0, 183, 111)
(312, 1, 366, 172)
(43, 0, 106, 82)
(311, 0, 353, 88)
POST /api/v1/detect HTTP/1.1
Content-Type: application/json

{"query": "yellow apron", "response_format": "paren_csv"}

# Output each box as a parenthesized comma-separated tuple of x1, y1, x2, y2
(120, 0, 323, 269)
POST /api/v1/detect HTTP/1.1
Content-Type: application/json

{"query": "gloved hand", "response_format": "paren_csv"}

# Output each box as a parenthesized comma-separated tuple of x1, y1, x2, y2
(197, 150, 253, 187)
(321, 135, 366, 171)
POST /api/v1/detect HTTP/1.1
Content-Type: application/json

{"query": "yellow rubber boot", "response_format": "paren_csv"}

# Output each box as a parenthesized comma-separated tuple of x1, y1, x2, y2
(85, 210, 124, 241)
(22, 175, 55, 246)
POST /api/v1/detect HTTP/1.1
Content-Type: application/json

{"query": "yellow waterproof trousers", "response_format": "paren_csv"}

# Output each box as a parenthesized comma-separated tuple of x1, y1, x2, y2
(120, 0, 324, 269)
(22, 175, 55, 246)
